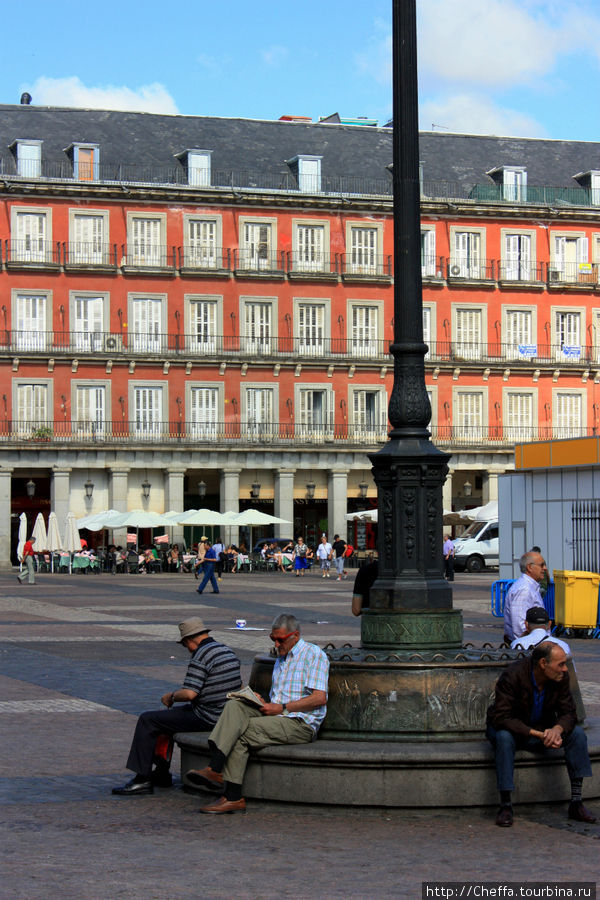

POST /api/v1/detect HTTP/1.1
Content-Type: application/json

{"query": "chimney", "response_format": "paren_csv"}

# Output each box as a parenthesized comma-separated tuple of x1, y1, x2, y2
(20, 92, 32, 105)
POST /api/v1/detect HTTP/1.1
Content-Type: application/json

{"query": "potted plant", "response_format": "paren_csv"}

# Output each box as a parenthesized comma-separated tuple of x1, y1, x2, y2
(32, 426, 53, 441)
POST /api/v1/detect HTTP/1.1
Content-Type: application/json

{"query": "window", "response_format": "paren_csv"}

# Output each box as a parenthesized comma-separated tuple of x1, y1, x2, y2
(72, 294, 106, 351)
(348, 225, 379, 275)
(13, 140, 42, 177)
(14, 382, 50, 435)
(239, 217, 277, 270)
(454, 390, 486, 441)
(296, 387, 334, 441)
(503, 307, 535, 359)
(188, 298, 219, 353)
(70, 212, 107, 264)
(127, 214, 165, 266)
(350, 303, 380, 358)
(423, 306, 432, 358)
(242, 299, 275, 354)
(75, 384, 106, 436)
(351, 388, 387, 441)
(454, 306, 484, 360)
(551, 233, 588, 283)
(504, 391, 535, 441)
(12, 208, 50, 262)
(503, 233, 532, 281)
(70, 144, 99, 181)
(132, 385, 164, 438)
(450, 230, 483, 279)
(293, 222, 327, 272)
(245, 387, 275, 441)
(14, 292, 49, 350)
(554, 392, 584, 439)
(502, 167, 527, 201)
(189, 386, 219, 438)
(553, 309, 583, 362)
(592, 173, 600, 207)
(184, 217, 220, 268)
(297, 302, 326, 355)
(187, 150, 211, 186)
(593, 309, 600, 364)
(130, 296, 165, 353)
(421, 228, 436, 276)
(289, 155, 322, 192)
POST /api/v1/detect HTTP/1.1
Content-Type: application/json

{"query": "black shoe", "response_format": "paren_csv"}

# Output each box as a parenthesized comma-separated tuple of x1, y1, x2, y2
(495, 805, 513, 827)
(196, 589, 203, 594)
(151, 770, 173, 788)
(112, 777, 154, 796)
(568, 801, 597, 823)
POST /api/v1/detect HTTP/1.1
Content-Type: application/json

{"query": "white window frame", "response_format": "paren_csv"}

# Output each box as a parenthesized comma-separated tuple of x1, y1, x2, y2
(68, 208, 109, 264)
(242, 383, 279, 443)
(501, 167, 527, 202)
(421, 226, 436, 277)
(347, 299, 383, 358)
(452, 303, 487, 361)
(11, 206, 52, 263)
(294, 384, 335, 442)
(13, 379, 53, 435)
(69, 291, 109, 352)
(184, 294, 223, 354)
(422, 302, 436, 359)
(13, 140, 42, 177)
(289, 155, 322, 192)
(182, 214, 222, 268)
(292, 218, 330, 272)
(129, 381, 167, 439)
(502, 388, 538, 442)
(349, 384, 388, 441)
(186, 150, 212, 186)
(240, 296, 278, 355)
(345, 221, 383, 275)
(500, 228, 537, 281)
(293, 297, 330, 356)
(592, 308, 600, 364)
(550, 305, 585, 362)
(452, 387, 488, 442)
(11, 288, 52, 351)
(126, 212, 167, 266)
(550, 230, 589, 284)
(552, 389, 587, 439)
(128, 293, 167, 354)
(70, 143, 100, 181)
(238, 216, 278, 271)
(501, 304, 537, 360)
(449, 226, 486, 279)
(426, 384, 438, 432)
(72, 380, 110, 437)
(186, 381, 223, 439)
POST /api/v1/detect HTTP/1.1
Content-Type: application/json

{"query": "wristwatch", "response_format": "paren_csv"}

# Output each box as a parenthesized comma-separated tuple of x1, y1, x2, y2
(282, 703, 288, 714)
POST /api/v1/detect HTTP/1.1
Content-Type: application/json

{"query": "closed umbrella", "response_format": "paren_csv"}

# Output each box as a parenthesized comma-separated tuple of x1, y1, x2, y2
(31, 512, 48, 548)
(47, 512, 62, 572)
(62, 512, 82, 573)
(17, 512, 27, 569)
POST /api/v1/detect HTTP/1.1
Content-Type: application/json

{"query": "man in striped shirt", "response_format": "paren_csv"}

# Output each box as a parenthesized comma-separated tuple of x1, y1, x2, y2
(112, 617, 241, 796)
(187, 613, 330, 814)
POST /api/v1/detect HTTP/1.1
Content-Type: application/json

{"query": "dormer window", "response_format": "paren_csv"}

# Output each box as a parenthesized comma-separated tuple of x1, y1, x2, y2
(65, 143, 100, 181)
(176, 149, 212, 186)
(10, 140, 42, 177)
(573, 170, 600, 206)
(487, 165, 527, 202)
(287, 155, 322, 192)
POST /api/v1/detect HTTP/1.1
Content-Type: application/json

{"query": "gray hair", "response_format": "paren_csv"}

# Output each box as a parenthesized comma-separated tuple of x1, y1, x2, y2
(271, 613, 300, 633)
(519, 551, 538, 573)
(532, 641, 563, 667)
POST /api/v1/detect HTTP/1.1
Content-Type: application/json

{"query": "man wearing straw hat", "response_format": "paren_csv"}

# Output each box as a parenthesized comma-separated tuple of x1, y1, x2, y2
(112, 617, 241, 796)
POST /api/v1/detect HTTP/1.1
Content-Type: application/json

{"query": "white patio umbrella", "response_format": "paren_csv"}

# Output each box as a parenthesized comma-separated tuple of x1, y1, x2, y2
(17, 512, 27, 565)
(460, 500, 498, 523)
(77, 509, 122, 530)
(176, 508, 230, 526)
(31, 513, 48, 553)
(62, 512, 82, 572)
(345, 509, 378, 523)
(232, 509, 291, 553)
(47, 512, 62, 571)
(108, 509, 173, 550)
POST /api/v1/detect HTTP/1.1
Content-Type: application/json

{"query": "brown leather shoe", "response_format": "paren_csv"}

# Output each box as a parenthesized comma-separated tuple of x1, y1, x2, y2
(495, 805, 513, 827)
(568, 801, 598, 823)
(199, 796, 246, 814)
(186, 766, 223, 792)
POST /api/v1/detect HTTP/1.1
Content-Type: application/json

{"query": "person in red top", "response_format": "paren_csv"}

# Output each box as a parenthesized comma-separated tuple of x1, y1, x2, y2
(17, 536, 37, 585)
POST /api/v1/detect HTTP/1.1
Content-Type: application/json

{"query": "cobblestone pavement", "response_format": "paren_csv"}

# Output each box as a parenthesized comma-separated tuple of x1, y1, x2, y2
(1, 569, 598, 899)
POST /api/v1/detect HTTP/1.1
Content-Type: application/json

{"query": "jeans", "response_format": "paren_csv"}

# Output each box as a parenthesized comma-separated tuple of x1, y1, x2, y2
(486, 723, 592, 792)
(197, 561, 219, 593)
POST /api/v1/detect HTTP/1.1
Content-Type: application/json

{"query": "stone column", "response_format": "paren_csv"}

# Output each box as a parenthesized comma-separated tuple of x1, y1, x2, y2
(52, 468, 72, 531)
(109, 467, 130, 547)
(165, 468, 186, 545)
(442, 471, 453, 515)
(0, 468, 13, 571)
(220, 468, 241, 546)
(274, 469, 295, 538)
(327, 469, 349, 540)
(482, 469, 504, 504)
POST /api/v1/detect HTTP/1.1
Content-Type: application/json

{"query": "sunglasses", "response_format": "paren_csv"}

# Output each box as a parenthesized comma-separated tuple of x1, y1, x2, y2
(269, 631, 297, 644)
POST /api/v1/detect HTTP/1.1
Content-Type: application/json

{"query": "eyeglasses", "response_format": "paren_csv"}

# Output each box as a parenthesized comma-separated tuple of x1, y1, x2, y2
(269, 631, 297, 644)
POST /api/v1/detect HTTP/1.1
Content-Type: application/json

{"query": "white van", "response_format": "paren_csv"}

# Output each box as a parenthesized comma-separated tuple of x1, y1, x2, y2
(452, 520, 499, 572)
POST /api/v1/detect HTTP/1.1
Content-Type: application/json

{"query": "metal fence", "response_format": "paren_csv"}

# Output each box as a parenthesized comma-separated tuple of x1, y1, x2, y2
(572, 500, 600, 572)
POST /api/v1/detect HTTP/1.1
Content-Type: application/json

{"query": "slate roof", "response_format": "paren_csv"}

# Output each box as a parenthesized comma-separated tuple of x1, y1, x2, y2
(0, 103, 599, 192)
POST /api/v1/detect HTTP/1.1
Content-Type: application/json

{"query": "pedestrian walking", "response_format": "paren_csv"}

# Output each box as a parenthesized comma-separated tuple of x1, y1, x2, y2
(17, 536, 36, 584)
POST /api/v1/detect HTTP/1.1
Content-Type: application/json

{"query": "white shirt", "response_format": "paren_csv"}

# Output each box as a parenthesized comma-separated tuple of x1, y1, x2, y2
(503, 573, 544, 641)
(510, 628, 571, 656)
(316, 542, 332, 560)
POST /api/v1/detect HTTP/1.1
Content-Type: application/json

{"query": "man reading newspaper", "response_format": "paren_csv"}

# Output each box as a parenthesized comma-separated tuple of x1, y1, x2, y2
(186, 612, 330, 814)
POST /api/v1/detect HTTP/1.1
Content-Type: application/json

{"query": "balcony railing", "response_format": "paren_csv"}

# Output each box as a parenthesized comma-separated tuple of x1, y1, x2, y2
(121, 245, 177, 269)
(4, 240, 61, 266)
(287, 252, 339, 276)
(233, 249, 286, 274)
(178, 246, 231, 271)
(62, 242, 119, 268)
(340, 254, 393, 278)
(446, 258, 496, 281)
(4, 420, 596, 448)
(425, 341, 598, 365)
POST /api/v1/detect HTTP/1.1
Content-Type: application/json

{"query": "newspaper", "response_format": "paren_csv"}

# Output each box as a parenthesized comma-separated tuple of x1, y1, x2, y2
(226, 684, 265, 708)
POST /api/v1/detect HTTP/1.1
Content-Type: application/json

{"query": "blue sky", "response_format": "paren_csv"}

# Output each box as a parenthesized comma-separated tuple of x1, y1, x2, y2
(1, 0, 599, 140)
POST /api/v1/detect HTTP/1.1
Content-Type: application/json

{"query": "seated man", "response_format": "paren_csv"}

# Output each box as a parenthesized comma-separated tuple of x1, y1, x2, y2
(112, 618, 241, 795)
(187, 613, 330, 814)
(503, 550, 547, 643)
(486, 642, 596, 827)
(511, 606, 571, 656)
(351, 554, 378, 617)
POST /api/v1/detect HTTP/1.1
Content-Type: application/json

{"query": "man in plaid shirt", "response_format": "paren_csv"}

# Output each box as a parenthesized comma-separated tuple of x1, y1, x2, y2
(187, 613, 330, 814)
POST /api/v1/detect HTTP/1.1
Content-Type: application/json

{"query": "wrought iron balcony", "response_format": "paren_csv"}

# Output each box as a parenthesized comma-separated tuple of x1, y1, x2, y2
(340, 254, 393, 279)
(178, 246, 231, 273)
(286, 252, 339, 277)
(62, 242, 119, 269)
(425, 341, 598, 365)
(121, 245, 177, 271)
(233, 249, 286, 276)
(446, 258, 496, 281)
(431, 425, 595, 446)
(3, 240, 61, 267)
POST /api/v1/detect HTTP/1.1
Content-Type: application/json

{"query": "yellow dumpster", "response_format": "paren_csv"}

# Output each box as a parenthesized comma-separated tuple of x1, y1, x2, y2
(553, 570, 600, 629)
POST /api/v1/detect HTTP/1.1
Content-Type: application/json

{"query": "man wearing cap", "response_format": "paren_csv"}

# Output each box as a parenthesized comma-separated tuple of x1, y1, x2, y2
(503, 550, 547, 642)
(511, 607, 571, 656)
(186, 612, 329, 814)
(112, 618, 241, 795)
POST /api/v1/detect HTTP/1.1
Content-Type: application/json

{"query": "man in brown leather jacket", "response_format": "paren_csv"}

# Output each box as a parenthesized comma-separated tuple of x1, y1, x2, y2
(486, 642, 596, 827)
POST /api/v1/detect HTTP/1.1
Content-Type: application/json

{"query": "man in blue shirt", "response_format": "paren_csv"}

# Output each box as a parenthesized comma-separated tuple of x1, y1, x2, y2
(197, 540, 220, 595)
(187, 612, 330, 814)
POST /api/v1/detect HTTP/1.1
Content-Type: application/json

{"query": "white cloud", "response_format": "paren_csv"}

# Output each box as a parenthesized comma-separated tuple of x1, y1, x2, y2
(261, 45, 289, 67)
(23, 76, 179, 114)
(420, 93, 546, 137)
